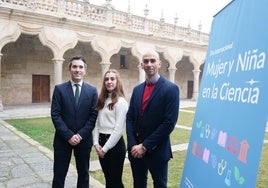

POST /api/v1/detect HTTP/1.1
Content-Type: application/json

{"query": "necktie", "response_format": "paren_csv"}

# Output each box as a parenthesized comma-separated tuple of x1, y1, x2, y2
(74, 84, 80, 105)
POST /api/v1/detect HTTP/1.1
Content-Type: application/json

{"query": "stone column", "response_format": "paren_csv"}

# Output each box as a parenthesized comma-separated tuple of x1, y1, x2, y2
(168, 68, 176, 83)
(53, 59, 64, 85)
(192, 69, 201, 101)
(0, 54, 3, 111)
(138, 65, 145, 83)
(100, 62, 111, 76)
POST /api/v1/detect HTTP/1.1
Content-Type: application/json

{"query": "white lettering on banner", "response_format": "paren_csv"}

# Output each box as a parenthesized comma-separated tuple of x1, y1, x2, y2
(236, 49, 265, 72)
(206, 59, 234, 78)
(209, 42, 233, 56)
(219, 82, 259, 104)
(201, 47, 266, 105)
(202, 81, 259, 104)
(206, 48, 266, 78)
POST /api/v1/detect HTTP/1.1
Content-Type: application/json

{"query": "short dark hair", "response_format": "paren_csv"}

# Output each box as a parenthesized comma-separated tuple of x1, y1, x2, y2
(68, 55, 87, 68)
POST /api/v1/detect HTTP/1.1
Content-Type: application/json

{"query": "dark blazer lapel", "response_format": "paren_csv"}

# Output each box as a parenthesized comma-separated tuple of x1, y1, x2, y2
(66, 81, 77, 108)
(136, 83, 146, 110)
(78, 82, 86, 107)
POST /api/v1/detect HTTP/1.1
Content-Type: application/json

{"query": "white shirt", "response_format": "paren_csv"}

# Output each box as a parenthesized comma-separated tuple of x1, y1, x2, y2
(93, 95, 128, 153)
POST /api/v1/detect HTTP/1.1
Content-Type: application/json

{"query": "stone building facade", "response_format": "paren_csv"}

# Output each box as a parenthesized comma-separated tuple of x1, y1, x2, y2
(0, 0, 209, 111)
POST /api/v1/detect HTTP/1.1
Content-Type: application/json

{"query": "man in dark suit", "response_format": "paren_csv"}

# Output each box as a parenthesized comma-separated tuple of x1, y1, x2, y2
(126, 50, 180, 188)
(51, 55, 98, 188)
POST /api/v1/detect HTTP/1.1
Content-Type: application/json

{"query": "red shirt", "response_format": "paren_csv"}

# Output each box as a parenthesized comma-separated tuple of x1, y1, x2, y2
(141, 83, 156, 115)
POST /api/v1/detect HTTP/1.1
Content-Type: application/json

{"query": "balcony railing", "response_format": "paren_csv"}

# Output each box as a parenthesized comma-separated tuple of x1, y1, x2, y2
(0, 0, 209, 44)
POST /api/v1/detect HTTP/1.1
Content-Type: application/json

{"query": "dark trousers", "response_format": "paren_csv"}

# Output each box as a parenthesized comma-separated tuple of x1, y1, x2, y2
(128, 153, 168, 188)
(99, 134, 126, 188)
(52, 141, 91, 188)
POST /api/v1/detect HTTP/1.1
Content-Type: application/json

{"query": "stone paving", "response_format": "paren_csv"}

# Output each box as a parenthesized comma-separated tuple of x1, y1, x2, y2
(0, 100, 197, 188)
(0, 119, 104, 188)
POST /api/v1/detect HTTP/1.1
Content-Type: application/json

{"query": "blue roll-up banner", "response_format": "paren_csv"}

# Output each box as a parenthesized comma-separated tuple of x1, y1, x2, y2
(180, 0, 268, 187)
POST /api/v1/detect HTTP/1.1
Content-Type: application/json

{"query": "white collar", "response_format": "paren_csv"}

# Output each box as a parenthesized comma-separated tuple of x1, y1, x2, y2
(71, 80, 83, 87)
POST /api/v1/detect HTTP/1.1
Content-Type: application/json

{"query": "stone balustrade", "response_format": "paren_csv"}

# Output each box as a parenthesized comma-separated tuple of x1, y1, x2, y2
(0, 0, 209, 44)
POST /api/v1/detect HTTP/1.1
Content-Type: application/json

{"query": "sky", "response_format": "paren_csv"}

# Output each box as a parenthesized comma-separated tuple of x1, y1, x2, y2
(89, 0, 232, 33)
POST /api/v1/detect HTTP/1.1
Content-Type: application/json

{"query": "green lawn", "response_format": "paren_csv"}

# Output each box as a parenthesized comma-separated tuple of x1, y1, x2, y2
(170, 128, 191, 145)
(5, 108, 268, 187)
(177, 111, 195, 127)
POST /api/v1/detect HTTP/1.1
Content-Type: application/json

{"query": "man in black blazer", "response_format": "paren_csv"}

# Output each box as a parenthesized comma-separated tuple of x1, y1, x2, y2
(126, 50, 180, 188)
(51, 55, 98, 188)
